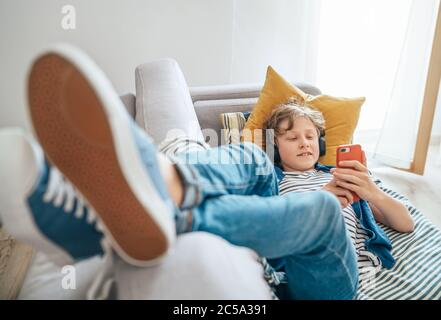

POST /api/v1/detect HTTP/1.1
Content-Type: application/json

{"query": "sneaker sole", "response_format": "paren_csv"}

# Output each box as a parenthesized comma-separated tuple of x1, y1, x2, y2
(27, 44, 175, 267)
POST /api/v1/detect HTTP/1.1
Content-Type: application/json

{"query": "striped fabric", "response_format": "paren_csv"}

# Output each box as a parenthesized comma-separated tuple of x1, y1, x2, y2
(279, 170, 382, 277)
(279, 171, 441, 300)
(219, 112, 247, 144)
(355, 181, 441, 300)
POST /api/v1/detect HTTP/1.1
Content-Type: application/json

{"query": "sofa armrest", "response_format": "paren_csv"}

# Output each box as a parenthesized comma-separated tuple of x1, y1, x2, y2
(119, 93, 136, 120)
(135, 59, 204, 144)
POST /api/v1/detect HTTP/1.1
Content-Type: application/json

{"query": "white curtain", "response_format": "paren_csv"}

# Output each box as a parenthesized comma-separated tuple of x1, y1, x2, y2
(228, 0, 439, 171)
(373, 0, 440, 168)
(316, 0, 413, 136)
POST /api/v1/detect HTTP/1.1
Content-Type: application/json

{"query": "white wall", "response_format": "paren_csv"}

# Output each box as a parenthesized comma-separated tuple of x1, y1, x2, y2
(1, 0, 440, 138)
(230, 0, 320, 84)
(0, 0, 235, 130)
(0, 0, 323, 132)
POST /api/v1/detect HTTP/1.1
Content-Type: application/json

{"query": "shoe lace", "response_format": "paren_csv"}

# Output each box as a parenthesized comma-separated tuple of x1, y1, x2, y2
(42, 168, 97, 224)
(42, 167, 115, 299)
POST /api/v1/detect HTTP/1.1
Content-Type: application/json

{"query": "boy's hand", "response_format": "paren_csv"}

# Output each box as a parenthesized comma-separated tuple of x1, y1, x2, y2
(330, 151, 381, 203)
(322, 177, 354, 208)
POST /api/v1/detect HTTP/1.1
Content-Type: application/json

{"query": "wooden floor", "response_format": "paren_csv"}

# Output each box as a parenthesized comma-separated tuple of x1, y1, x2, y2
(0, 228, 34, 299)
(370, 142, 441, 229)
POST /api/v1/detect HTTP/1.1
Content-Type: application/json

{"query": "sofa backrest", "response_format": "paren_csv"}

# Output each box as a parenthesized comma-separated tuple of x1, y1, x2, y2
(190, 83, 321, 147)
(132, 58, 321, 147)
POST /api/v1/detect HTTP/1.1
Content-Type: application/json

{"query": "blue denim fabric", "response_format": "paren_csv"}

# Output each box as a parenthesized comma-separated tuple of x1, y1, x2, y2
(274, 163, 396, 269)
(173, 142, 359, 300)
(131, 123, 184, 229)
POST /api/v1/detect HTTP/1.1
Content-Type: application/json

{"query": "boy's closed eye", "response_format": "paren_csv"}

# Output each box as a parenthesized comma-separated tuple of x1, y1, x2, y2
(287, 135, 314, 141)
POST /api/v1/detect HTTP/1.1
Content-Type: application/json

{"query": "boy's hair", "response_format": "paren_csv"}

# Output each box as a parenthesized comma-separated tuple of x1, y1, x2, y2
(264, 98, 325, 143)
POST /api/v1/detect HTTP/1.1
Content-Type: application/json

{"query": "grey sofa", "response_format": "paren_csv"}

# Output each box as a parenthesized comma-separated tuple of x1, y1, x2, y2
(19, 58, 321, 300)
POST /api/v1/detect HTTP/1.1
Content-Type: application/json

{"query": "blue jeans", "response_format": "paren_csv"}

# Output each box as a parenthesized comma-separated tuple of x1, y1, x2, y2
(173, 142, 359, 300)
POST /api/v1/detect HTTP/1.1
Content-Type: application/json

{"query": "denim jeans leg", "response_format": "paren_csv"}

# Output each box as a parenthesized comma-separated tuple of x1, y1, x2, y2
(191, 190, 359, 300)
(173, 142, 278, 209)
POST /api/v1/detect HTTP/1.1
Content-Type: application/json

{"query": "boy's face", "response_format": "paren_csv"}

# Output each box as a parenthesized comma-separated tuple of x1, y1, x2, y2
(276, 116, 320, 172)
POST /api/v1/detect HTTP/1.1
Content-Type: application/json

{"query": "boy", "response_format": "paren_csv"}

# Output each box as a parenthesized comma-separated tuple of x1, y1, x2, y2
(264, 102, 414, 274)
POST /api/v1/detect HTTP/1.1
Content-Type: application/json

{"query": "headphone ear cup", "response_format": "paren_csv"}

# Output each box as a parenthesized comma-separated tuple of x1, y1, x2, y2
(274, 144, 281, 166)
(319, 135, 326, 157)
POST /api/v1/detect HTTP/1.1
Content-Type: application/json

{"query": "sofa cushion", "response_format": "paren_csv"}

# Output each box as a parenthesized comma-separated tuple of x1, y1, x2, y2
(242, 66, 365, 166)
(135, 59, 205, 144)
(115, 232, 274, 299)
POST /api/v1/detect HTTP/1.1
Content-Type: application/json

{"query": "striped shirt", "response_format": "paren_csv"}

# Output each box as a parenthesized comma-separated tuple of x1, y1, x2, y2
(279, 169, 382, 277)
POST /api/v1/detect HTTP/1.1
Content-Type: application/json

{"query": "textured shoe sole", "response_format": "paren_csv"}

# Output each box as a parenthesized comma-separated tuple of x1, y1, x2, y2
(28, 51, 173, 265)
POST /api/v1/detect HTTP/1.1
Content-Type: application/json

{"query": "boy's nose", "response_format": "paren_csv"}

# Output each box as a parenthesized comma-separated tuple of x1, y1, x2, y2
(299, 139, 310, 148)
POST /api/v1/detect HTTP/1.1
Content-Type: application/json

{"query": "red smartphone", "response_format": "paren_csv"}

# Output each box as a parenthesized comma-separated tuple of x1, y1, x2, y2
(336, 144, 363, 202)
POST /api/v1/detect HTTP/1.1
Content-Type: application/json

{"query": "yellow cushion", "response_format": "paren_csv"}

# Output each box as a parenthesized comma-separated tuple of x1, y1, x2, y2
(242, 66, 365, 165)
